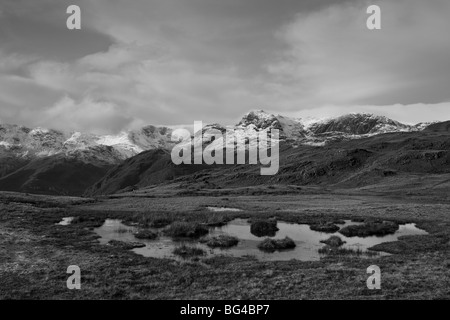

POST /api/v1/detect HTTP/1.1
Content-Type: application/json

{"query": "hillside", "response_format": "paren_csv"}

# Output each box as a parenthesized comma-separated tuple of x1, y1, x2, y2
(84, 128, 450, 195)
(85, 149, 212, 196)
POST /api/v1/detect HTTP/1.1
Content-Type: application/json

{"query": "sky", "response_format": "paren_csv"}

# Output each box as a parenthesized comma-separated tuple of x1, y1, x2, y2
(1, 0, 450, 134)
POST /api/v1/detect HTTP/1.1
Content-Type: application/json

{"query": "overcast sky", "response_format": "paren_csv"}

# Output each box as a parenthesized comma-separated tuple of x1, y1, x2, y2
(1, 0, 450, 133)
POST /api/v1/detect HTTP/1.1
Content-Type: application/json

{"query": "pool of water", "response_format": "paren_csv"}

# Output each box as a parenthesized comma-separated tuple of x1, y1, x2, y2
(57, 217, 74, 225)
(93, 218, 428, 261)
(207, 207, 242, 212)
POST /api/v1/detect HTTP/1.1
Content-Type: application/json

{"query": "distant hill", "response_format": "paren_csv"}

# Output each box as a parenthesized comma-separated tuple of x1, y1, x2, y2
(0, 154, 112, 196)
(425, 121, 450, 132)
(85, 149, 211, 196)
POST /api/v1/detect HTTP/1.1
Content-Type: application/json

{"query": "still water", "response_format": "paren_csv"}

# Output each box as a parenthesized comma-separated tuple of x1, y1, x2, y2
(94, 218, 428, 261)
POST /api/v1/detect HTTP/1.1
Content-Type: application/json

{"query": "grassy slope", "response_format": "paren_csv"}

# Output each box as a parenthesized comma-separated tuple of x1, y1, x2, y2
(86, 130, 450, 196)
(0, 156, 113, 196)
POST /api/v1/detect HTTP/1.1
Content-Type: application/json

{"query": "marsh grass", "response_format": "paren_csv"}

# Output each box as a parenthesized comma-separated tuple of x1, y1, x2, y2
(107, 240, 145, 249)
(320, 235, 345, 247)
(310, 222, 340, 233)
(200, 235, 239, 248)
(115, 226, 133, 234)
(164, 222, 209, 238)
(339, 221, 399, 237)
(257, 237, 296, 252)
(173, 244, 206, 258)
(250, 219, 279, 237)
(319, 246, 380, 257)
(134, 229, 158, 240)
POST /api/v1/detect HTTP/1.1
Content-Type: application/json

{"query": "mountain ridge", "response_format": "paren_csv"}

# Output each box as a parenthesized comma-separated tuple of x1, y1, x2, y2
(0, 111, 446, 196)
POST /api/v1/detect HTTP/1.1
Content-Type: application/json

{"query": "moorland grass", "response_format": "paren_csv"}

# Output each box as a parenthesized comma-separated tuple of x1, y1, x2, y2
(134, 229, 158, 240)
(250, 219, 279, 237)
(320, 235, 345, 247)
(257, 237, 296, 252)
(200, 235, 239, 248)
(339, 221, 399, 237)
(173, 244, 206, 258)
(164, 221, 209, 238)
(310, 222, 340, 233)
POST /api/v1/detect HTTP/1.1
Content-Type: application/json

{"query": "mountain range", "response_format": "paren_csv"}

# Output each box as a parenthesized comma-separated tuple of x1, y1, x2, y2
(0, 110, 446, 196)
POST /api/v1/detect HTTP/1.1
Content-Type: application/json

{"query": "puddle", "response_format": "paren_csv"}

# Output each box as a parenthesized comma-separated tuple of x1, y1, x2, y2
(57, 217, 74, 225)
(94, 219, 428, 261)
(207, 207, 242, 212)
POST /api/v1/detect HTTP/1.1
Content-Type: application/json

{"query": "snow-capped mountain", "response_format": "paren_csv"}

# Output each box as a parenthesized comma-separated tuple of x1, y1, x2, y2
(0, 124, 175, 163)
(308, 113, 416, 135)
(0, 111, 431, 166)
(237, 110, 307, 139)
(235, 110, 423, 142)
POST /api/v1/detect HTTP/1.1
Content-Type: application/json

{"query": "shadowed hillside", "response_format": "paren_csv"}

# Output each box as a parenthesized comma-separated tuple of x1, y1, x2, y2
(0, 155, 112, 196)
(86, 127, 450, 195)
(85, 149, 211, 196)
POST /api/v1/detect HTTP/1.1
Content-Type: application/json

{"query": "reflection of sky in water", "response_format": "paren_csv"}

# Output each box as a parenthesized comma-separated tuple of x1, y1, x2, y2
(57, 217, 74, 225)
(94, 219, 428, 262)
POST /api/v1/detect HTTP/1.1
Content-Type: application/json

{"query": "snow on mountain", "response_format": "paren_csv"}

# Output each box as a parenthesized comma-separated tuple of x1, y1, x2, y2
(308, 113, 416, 135)
(237, 110, 307, 139)
(0, 124, 175, 164)
(0, 111, 434, 164)
(234, 110, 428, 147)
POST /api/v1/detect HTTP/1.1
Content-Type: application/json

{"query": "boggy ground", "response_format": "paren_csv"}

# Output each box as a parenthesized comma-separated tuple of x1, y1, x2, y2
(0, 186, 449, 300)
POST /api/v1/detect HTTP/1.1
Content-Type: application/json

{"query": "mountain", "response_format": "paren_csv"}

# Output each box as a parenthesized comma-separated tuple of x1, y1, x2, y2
(0, 124, 175, 161)
(303, 113, 416, 135)
(91, 128, 450, 195)
(236, 110, 424, 142)
(0, 124, 178, 195)
(237, 110, 307, 139)
(0, 147, 120, 196)
(0, 111, 445, 196)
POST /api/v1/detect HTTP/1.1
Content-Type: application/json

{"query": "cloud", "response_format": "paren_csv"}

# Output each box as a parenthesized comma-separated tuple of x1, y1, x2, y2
(268, 0, 450, 108)
(1, 0, 450, 133)
(39, 96, 132, 134)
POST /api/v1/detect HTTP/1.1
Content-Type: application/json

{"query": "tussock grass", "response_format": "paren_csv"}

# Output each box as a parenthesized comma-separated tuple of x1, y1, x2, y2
(339, 221, 399, 237)
(310, 222, 340, 233)
(250, 219, 279, 237)
(164, 222, 209, 238)
(257, 237, 296, 252)
(319, 245, 379, 256)
(107, 240, 145, 249)
(134, 229, 158, 240)
(320, 235, 345, 247)
(200, 235, 239, 248)
(115, 226, 132, 234)
(173, 245, 206, 258)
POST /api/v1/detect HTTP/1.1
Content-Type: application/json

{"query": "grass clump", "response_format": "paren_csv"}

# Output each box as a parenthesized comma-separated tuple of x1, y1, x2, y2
(149, 218, 173, 228)
(257, 237, 296, 252)
(115, 226, 132, 234)
(173, 245, 206, 258)
(310, 222, 340, 233)
(107, 240, 145, 250)
(320, 236, 345, 247)
(164, 222, 209, 238)
(134, 229, 158, 240)
(319, 246, 379, 257)
(250, 219, 279, 237)
(339, 221, 399, 237)
(200, 235, 239, 248)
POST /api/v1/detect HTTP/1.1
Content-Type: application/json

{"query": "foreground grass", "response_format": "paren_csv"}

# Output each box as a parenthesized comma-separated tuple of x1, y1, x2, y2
(0, 191, 449, 300)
